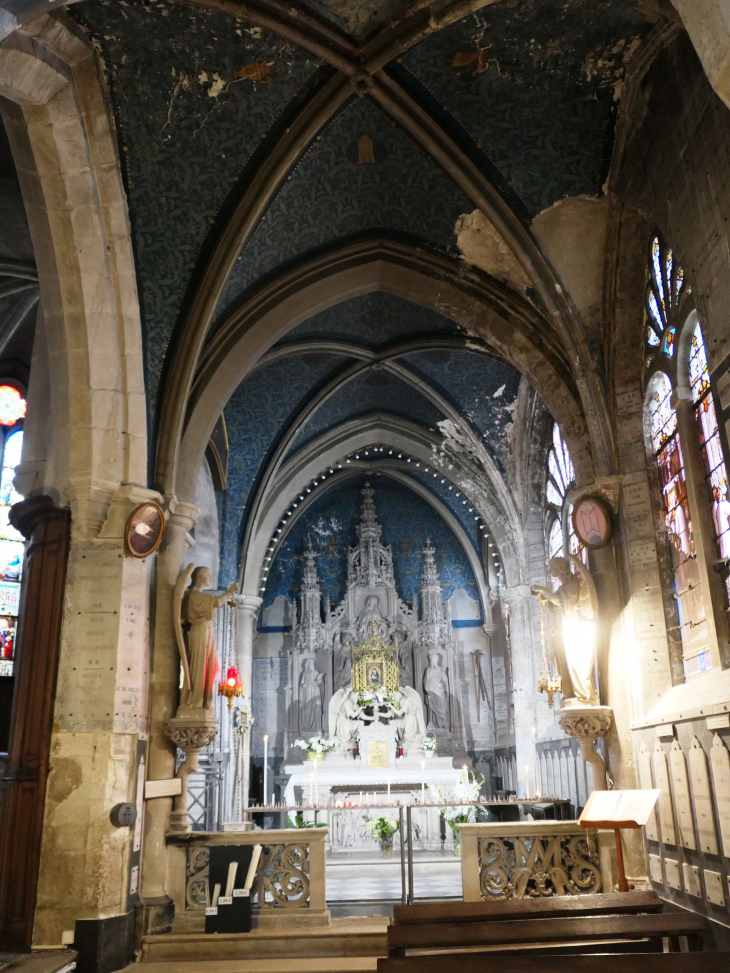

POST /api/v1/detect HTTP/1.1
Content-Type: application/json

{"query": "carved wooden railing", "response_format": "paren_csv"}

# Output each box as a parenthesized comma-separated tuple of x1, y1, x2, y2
(458, 821, 610, 902)
(167, 828, 328, 929)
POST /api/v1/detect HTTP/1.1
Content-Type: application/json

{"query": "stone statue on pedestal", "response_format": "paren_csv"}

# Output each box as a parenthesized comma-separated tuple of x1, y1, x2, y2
(423, 651, 450, 728)
(173, 564, 238, 711)
(298, 657, 324, 732)
(531, 555, 599, 706)
(168, 564, 236, 832)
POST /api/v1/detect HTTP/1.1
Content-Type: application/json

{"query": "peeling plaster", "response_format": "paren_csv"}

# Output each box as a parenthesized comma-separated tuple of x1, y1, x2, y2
(455, 209, 530, 292)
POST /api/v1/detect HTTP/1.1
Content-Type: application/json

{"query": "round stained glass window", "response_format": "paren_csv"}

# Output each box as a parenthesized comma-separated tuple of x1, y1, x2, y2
(0, 386, 26, 427)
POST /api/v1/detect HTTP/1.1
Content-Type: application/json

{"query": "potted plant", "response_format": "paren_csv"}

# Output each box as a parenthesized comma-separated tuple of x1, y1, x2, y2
(433, 771, 486, 855)
(294, 735, 336, 760)
(364, 815, 399, 857)
(422, 734, 437, 758)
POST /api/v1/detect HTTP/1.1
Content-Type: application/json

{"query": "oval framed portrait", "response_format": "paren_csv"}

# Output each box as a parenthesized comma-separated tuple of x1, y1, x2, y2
(571, 496, 611, 550)
(125, 502, 165, 558)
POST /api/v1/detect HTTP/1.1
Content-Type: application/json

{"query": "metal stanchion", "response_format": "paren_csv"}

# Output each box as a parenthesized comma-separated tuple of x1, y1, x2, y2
(406, 804, 414, 904)
(399, 805, 406, 905)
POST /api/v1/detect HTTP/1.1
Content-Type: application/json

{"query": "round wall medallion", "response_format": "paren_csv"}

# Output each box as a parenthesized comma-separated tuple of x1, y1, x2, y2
(572, 496, 611, 549)
(125, 502, 165, 557)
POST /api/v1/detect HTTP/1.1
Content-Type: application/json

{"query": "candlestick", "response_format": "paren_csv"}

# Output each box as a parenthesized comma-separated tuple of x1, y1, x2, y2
(421, 760, 425, 804)
(263, 735, 269, 805)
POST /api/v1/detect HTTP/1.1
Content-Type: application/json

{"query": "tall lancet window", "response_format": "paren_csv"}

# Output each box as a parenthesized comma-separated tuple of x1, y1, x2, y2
(545, 422, 584, 562)
(0, 384, 26, 678)
(690, 321, 730, 608)
(645, 234, 711, 679)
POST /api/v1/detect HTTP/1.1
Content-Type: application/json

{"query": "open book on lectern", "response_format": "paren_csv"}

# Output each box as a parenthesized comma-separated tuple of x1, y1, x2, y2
(578, 789, 661, 830)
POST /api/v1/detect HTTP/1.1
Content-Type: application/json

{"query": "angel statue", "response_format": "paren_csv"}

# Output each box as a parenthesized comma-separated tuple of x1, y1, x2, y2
(531, 555, 600, 706)
(173, 565, 238, 711)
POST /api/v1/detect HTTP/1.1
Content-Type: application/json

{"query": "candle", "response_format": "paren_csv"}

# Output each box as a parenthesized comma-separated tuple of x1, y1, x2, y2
(525, 764, 529, 798)
(313, 756, 318, 807)
(359, 790, 363, 806)
(421, 760, 425, 804)
(387, 777, 391, 802)
(309, 772, 314, 806)
(263, 734, 269, 806)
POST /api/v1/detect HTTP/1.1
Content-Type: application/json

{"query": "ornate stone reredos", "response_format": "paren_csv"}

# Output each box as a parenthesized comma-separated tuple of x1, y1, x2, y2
(348, 481, 394, 590)
(351, 623, 399, 694)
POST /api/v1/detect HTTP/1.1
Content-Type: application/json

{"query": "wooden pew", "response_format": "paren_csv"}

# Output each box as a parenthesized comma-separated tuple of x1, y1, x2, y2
(378, 954, 728, 973)
(392, 890, 663, 926)
(386, 911, 705, 958)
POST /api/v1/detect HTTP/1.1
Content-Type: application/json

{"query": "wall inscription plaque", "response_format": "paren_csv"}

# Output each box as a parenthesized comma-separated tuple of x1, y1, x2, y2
(652, 740, 677, 847)
(669, 741, 696, 850)
(710, 733, 730, 857)
(688, 736, 719, 855)
(638, 742, 659, 841)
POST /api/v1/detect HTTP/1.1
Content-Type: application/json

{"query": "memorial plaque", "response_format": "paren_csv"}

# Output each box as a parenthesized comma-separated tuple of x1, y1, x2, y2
(704, 869, 726, 907)
(710, 733, 730, 857)
(629, 539, 658, 571)
(683, 862, 701, 898)
(652, 740, 677, 846)
(669, 741, 696, 850)
(664, 858, 682, 891)
(689, 736, 719, 855)
(638, 742, 659, 841)
(648, 853, 663, 884)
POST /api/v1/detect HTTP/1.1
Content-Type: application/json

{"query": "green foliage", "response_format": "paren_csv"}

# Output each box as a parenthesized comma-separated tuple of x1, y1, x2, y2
(364, 815, 399, 841)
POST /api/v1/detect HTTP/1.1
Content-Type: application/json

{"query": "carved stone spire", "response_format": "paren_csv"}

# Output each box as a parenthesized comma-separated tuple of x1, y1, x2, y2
(293, 540, 325, 653)
(348, 482, 394, 588)
(419, 539, 444, 626)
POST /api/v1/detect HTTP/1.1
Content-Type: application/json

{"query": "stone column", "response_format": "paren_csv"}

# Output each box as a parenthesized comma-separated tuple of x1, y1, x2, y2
(139, 501, 198, 933)
(501, 585, 541, 799)
(0, 497, 70, 950)
(233, 595, 262, 808)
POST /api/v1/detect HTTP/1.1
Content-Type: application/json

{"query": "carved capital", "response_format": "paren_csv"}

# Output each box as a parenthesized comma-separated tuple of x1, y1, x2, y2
(166, 712, 219, 752)
(558, 704, 613, 741)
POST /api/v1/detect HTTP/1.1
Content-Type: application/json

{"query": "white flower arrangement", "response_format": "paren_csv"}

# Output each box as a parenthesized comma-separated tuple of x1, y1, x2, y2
(357, 690, 400, 709)
(422, 735, 437, 753)
(294, 735, 337, 754)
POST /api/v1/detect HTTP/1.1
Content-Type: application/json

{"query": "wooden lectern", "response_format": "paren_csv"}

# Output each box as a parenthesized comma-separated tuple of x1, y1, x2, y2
(579, 789, 661, 893)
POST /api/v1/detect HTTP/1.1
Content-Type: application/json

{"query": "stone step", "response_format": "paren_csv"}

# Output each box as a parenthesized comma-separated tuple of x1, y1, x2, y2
(128, 960, 377, 973)
(140, 917, 388, 964)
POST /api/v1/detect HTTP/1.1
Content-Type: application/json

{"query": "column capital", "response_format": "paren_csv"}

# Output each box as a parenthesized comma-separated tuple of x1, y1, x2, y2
(9, 495, 69, 540)
(235, 594, 263, 619)
(165, 498, 200, 534)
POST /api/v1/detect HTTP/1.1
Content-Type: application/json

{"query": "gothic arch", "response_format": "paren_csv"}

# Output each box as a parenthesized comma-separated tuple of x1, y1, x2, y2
(164, 238, 595, 507)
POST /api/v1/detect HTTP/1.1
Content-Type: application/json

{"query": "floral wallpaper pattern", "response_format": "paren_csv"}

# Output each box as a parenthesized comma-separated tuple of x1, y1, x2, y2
(399, 0, 648, 216)
(402, 350, 520, 473)
(262, 474, 479, 612)
(219, 353, 351, 585)
(73, 0, 323, 418)
(286, 367, 446, 457)
(213, 95, 472, 325)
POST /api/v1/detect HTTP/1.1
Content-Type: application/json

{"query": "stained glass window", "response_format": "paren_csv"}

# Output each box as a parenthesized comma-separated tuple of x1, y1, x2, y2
(689, 322, 730, 612)
(544, 423, 584, 562)
(649, 372, 711, 679)
(0, 394, 25, 679)
(645, 236, 688, 365)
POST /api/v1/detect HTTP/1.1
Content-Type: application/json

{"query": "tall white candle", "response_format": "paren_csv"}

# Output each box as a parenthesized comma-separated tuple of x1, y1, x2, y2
(313, 757, 318, 807)
(359, 790, 363, 806)
(387, 777, 391, 803)
(263, 734, 269, 806)
(309, 772, 314, 806)
(421, 760, 425, 804)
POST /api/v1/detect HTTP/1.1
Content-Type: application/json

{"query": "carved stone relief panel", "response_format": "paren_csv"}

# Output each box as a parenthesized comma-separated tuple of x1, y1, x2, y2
(688, 736, 719, 855)
(669, 740, 696, 850)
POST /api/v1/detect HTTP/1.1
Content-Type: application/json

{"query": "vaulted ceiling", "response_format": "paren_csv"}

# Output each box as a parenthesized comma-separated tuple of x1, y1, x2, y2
(65, 0, 666, 587)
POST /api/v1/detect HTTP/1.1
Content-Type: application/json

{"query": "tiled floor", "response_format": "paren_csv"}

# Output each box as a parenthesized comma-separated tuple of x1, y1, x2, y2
(326, 852, 462, 902)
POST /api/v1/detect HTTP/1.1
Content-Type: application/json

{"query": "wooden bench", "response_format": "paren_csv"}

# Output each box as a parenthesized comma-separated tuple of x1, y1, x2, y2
(391, 890, 663, 926)
(386, 911, 705, 958)
(378, 954, 728, 973)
